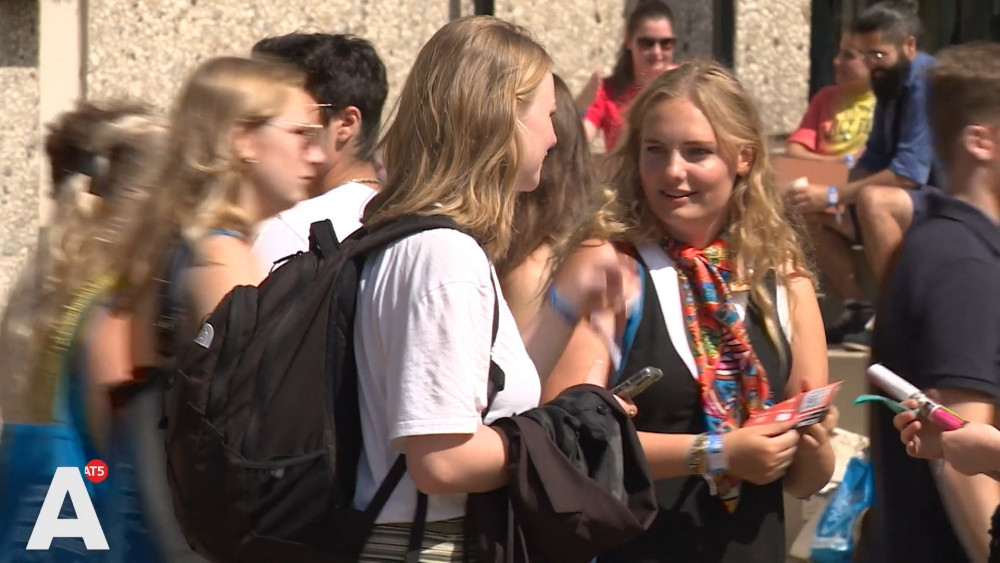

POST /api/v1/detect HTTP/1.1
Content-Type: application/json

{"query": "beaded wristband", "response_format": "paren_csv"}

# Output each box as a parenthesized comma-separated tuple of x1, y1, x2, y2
(686, 433, 708, 475)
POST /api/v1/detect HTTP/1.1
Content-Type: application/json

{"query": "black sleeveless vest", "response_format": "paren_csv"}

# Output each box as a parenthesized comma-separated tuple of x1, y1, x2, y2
(601, 263, 791, 563)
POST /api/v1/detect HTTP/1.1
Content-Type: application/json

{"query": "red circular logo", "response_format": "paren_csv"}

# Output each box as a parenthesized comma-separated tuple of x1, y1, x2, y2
(84, 459, 108, 483)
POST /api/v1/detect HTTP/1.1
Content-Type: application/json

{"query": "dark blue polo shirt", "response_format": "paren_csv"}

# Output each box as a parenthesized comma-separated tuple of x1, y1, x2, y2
(857, 52, 937, 185)
(868, 192, 1000, 562)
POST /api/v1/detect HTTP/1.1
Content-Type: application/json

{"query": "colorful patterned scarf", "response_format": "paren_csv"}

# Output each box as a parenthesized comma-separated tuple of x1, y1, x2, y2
(665, 236, 774, 511)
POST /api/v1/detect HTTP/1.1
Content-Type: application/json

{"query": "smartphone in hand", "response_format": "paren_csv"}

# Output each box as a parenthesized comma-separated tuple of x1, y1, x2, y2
(610, 367, 664, 401)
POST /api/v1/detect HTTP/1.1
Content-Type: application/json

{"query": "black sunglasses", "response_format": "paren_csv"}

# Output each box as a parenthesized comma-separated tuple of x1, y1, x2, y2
(636, 36, 676, 50)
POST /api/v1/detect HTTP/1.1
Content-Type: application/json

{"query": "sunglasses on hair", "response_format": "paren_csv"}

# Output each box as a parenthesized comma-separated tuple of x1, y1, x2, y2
(636, 36, 676, 50)
(266, 121, 326, 146)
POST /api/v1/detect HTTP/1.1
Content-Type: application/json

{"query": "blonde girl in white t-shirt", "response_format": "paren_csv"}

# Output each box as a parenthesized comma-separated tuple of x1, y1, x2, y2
(353, 16, 632, 561)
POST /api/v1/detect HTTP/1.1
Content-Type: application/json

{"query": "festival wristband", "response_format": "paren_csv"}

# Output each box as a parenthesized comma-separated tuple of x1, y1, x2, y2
(705, 433, 728, 476)
(827, 185, 841, 224)
(547, 285, 581, 325)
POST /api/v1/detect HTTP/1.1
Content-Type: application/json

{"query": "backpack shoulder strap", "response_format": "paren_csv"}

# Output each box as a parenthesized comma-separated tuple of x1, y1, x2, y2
(486, 275, 505, 415)
(350, 214, 462, 256)
(155, 237, 192, 361)
(308, 219, 340, 258)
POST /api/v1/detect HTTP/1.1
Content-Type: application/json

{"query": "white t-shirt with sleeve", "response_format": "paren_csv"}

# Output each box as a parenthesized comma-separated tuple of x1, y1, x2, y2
(251, 181, 377, 277)
(352, 228, 541, 524)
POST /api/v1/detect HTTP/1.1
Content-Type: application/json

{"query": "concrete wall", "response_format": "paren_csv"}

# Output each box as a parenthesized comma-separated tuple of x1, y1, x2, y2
(82, 0, 715, 120)
(1, 0, 819, 302)
(85, 0, 453, 116)
(735, 0, 812, 135)
(0, 1, 41, 305)
(497, 0, 714, 97)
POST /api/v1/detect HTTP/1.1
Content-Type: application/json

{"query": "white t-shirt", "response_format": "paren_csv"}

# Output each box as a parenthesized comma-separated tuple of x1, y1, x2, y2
(251, 181, 377, 277)
(353, 228, 540, 524)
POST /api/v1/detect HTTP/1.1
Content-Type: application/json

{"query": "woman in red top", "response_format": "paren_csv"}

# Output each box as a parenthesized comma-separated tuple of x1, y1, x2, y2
(583, 0, 678, 153)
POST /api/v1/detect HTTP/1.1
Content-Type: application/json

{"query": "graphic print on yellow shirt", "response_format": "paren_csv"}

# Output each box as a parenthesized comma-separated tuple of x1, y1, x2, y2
(821, 89, 875, 156)
(788, 85, 875, 157)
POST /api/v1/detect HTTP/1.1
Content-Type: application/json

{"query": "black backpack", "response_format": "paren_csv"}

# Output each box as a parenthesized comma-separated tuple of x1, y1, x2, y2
(164, 215, 504, 562)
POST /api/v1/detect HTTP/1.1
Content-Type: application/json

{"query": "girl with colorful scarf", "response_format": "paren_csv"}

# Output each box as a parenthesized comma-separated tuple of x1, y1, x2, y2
(542, 61, 835, 562)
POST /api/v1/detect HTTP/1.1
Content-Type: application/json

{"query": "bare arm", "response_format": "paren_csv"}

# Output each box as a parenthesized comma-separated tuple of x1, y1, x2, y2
(84, 305, 134, 388)
(186, 235, 260, 322)
(404, 428, 509, 495)
(941, 422, 1000, 476)
(82, 305, 133, 450)
(932, 389, 1000, 563)
(785, 142, 845, 162)
(776, 274, 835, 498)
(522, 240, 635, 381)
(783, 273, 829, 393)
(583, 119, 598, 143)
(498, 245, 551, 337)
(574, 69, 601, 113)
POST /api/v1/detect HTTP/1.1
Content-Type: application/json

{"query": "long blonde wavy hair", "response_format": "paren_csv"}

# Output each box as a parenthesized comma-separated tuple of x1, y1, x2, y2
(612, 60, 813, 348)
(0, 102, 166, 423)
(363, 16, 552, 262)
(112, 56, 306, 307)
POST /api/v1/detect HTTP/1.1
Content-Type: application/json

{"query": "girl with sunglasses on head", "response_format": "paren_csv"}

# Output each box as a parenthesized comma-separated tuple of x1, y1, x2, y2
(582, 0, 678, 154)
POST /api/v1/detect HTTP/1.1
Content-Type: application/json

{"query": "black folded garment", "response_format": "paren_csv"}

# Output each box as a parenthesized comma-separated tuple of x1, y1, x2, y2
(466, 384, 657, 563)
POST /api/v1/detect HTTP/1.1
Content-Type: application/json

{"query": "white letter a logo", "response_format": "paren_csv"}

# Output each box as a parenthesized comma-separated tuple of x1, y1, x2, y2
(26, 467, 109, 550)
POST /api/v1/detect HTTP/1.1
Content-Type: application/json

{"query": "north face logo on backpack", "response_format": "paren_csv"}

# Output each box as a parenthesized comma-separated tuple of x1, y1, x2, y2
(194, 323, 214, 348)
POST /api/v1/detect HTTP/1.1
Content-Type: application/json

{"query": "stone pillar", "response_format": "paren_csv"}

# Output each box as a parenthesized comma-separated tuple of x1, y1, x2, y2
(494, 0, 624, 96)
(0, 1, 41, 303)
(671, 1, 715, 61)
(451, 0, 477, 18)
(734, 0, 812, 135)
(39, 0, 86, 225)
